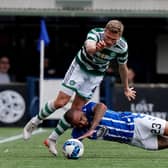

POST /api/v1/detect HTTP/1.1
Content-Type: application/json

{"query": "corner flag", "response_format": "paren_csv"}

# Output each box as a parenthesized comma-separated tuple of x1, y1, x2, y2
(38, 19, 50, 109)
(37, 19, 50, 50)
(40, 19, 50, 45)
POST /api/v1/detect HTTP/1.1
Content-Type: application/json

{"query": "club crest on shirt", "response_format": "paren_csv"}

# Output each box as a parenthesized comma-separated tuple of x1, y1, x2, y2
(69, 80, 76, 86)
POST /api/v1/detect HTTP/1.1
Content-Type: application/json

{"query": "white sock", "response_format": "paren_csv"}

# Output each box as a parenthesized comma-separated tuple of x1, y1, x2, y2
(32, 115, 43, 125)
(48, 131, 59, 141)
(48, 99, 56, 111)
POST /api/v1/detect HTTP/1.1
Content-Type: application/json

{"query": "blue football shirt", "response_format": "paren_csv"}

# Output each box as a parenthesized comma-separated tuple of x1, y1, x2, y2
(72, 102, 143, 143)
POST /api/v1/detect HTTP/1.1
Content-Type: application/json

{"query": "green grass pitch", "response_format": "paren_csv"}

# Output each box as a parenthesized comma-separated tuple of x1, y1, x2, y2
(0, 127, 168, 168)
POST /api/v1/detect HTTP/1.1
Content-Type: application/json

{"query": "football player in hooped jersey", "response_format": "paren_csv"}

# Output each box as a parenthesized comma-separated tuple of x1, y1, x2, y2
(23, 20, 136, 156)
(65, 102, 168, 151)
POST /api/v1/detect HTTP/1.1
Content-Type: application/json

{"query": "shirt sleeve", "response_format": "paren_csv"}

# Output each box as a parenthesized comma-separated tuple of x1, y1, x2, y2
(117, 52, 128, 64)
(86, 28, 99, 42)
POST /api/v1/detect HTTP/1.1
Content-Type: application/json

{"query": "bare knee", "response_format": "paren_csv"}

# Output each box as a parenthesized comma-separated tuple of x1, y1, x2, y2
(53, 91, 71, 108)
(158, 136, 168, 149)
(71, 100, 88, 110)
(163, 122, 168, 136)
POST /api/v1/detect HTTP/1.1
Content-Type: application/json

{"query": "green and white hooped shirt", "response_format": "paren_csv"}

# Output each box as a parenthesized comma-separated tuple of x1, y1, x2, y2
(76, 28, 128, 75)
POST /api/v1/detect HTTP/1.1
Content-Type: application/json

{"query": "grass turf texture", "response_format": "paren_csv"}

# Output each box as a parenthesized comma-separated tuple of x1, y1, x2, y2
(0, 127, 168, 168)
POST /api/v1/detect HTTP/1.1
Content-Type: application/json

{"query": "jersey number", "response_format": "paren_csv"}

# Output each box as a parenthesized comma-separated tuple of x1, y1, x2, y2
(151, 123, 161, 134)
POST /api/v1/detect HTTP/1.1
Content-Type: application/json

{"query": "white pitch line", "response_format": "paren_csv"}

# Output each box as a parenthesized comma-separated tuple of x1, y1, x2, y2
(0, 128, 46, 144)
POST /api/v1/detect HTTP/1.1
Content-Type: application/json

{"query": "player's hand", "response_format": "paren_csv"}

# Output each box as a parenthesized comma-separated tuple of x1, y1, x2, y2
(96, 40, 106, 51)
(124, 87, 136, 101)
(77, 130, 95, 140)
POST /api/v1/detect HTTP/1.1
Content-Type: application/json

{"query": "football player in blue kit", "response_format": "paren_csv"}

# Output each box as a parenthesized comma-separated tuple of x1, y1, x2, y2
(63, 101, 168, 150)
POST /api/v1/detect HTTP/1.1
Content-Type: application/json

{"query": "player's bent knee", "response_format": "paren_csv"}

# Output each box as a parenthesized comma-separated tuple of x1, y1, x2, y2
(163, 122, 168, 136)
(158, 135, 168, 150)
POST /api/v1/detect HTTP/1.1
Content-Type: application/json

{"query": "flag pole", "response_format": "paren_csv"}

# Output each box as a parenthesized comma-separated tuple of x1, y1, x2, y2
(39, 39, 44, 110)
(38, 19, 50, 111)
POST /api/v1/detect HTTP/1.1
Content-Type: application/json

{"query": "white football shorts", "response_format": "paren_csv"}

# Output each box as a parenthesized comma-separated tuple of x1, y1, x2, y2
(60, 58, 104, 99)
(130, 114, 166, 150)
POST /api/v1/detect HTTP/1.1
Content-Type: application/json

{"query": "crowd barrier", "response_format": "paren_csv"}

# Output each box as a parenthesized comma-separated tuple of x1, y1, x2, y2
(1, 78, 168, 126)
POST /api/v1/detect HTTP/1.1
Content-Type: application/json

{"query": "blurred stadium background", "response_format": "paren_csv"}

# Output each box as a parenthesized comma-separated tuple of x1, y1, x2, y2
(0, 0, 168, 128)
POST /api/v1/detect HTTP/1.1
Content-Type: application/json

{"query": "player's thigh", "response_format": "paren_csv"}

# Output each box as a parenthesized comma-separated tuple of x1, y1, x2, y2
(131, 115, 166, 150)
(135, 114, 166, 137)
